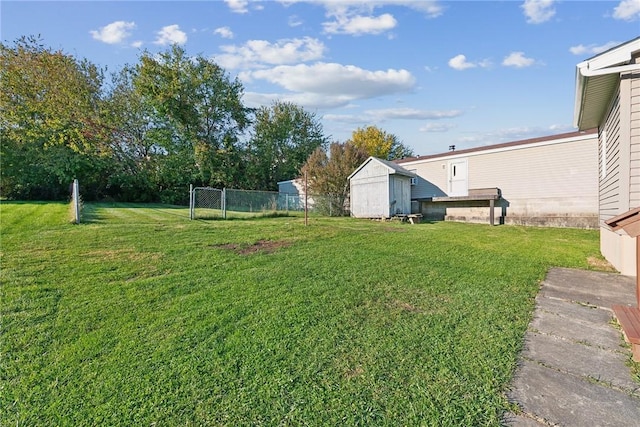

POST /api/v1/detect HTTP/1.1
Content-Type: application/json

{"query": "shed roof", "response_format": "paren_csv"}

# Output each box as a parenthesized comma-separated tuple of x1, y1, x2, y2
(348, 156, 416, 180)
(574, 37, 640, 130)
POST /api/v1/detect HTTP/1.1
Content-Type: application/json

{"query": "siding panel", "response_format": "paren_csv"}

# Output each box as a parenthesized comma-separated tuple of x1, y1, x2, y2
(600, 91, 622, 224)
(401, 133, 598, 224)
(631, 71, 640, 207)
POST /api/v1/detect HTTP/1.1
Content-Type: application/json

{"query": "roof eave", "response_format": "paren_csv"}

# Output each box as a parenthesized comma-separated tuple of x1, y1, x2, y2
(573, 38, 640, 130)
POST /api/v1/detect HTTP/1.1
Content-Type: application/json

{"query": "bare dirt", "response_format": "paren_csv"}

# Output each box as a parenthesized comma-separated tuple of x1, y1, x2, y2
(211, 239, 291, 255)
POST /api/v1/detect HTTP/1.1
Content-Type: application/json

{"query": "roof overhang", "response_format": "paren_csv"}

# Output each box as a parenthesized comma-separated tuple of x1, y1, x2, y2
(348, 156, 416, 180)
(573, 38, 640, 130)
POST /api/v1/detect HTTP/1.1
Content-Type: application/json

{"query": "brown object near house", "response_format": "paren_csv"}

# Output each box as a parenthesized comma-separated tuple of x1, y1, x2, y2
(432, 187, 501, 226)
(604, 207, 640, 361)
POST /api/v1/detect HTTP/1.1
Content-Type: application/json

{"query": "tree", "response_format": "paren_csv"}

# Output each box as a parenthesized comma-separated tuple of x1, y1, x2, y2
(100, 66, 163, 202)
(300, 142, 368, 216)
(348, 125, 414, 161)
(246, 101, 329, 191)
(0, 36, 108, 199)
(133, 45, 251, 201)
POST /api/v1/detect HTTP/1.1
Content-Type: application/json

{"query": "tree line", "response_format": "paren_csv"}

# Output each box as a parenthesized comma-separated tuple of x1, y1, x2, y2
(1, 36, 413, 205)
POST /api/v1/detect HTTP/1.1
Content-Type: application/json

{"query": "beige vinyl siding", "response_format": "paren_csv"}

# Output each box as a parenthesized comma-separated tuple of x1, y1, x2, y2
(630, 69, 640, 207)
(404, 135, 598, 219)
(468, 140, 596, 214)
(600, 91, 622, 225)
(410, 162, 449, 199)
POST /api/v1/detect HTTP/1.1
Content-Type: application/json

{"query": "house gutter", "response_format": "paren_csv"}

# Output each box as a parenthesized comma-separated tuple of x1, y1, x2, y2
(578, 63, 640, 77)
(574, 62, 640, 129)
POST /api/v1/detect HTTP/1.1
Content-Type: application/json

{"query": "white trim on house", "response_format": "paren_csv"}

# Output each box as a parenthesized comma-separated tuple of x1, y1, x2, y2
(574, 37, 640, 130)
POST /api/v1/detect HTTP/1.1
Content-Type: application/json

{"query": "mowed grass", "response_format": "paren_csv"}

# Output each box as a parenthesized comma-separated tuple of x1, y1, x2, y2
(1, 201, 608, 426)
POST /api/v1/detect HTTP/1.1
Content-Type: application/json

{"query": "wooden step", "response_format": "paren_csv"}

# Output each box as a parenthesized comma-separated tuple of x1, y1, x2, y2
(612, 304, 640, 362)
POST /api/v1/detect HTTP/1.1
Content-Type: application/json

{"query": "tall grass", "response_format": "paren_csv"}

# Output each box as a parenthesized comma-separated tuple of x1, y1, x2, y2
(1, 202, 607, 426)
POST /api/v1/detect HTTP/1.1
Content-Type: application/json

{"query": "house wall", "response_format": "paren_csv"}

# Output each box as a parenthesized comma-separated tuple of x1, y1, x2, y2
(599, 61, 640, 275)
(278, 179, 303, 195)
(402, 134, 599, 227)
(277, 179, 314, 209)
(350, 161, 391, 218)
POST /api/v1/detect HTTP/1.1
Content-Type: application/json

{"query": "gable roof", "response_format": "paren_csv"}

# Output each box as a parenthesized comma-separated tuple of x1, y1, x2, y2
(574, 37, 640, 130)
(348, 156, 416, 180)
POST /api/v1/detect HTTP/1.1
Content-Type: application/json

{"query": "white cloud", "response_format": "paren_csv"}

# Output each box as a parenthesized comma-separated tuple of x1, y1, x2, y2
(321, 107, 460, 128)
(90, 21, 135, 44)
(364, 108, 462, 121)
(215, 37, 326, 69)
(154, 25, 188, 45)
(419, 123, 455, 133)
(502, 52, 535, 68)
(288, 15, 304, 27)
(240, 62, 416, 109)
(247, 63, 415, 99)
(448, 54, 475, 70)
(287, 0, 444, 18)
(214, 27, 234, 39)
(457, 125, 570, 146)
(323, 13, 397, 35)
(321, 113, 362, 124)
(225, 0, 249, 13)
(448, 54, 492, 70)
(287, 1, 443, 36)
(521, 0, 556, 24)
(569, 41, 620, 56)
(131, 40, 143, 48)
(244, 91, 354, 109)
(613, 0, 640, 21)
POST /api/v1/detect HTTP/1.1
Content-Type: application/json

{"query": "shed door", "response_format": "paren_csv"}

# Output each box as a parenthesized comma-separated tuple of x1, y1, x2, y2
(448, 159, 468, 196)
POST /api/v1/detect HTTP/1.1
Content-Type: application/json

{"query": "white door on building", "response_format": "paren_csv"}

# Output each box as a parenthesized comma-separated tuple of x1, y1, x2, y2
(448, 159, 468, 196)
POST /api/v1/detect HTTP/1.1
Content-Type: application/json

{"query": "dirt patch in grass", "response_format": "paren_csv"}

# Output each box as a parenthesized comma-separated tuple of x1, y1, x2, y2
(587, 256, 618, 272)
(344, 365, 365, 379)
(387, 299, 422, 313)
(211, 239, 291, 255)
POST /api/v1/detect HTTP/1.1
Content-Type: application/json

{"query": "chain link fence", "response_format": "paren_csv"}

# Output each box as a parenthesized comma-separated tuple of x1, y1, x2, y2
(190, 186, 348, 219)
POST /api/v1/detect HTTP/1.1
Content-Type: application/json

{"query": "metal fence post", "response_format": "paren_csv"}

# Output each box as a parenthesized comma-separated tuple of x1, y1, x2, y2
(189, 184, 194, 220)
(222, 188, 227, 219)
(73, 179, 80, 224)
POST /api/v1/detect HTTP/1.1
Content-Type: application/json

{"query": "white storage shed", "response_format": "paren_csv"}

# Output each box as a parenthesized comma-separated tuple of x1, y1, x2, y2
(348, 157, 416, 218)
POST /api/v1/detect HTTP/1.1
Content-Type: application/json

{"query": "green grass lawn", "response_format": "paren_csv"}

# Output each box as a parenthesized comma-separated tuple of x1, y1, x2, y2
(1, 201, 609, 426)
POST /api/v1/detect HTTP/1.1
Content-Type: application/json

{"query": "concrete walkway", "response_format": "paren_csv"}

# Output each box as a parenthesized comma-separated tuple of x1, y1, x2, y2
(505, 268, 640, 426)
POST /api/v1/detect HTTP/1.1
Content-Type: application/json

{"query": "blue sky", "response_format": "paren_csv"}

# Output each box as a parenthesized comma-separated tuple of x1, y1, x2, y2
(2, 1, 639, 155)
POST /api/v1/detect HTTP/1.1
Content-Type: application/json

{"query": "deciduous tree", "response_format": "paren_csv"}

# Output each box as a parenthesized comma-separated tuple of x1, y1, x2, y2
(0, 36, 108, 199)
(300, 142, 368, 216)
(247, 101, 329, 191)
(348, 125, 414, 161)
(133, 45, 251, 200)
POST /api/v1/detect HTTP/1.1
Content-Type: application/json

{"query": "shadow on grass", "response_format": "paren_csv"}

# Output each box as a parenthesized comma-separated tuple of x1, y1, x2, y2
(81, 202, 190, 224)
(196, 211, 304, 221)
